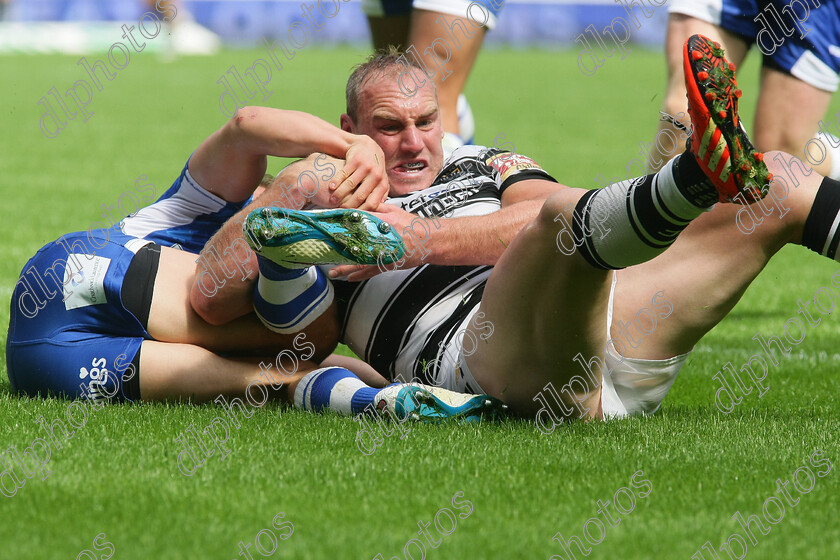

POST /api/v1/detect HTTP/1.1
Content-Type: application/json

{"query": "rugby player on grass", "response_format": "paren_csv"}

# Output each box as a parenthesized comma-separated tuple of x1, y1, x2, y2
(9, 84, 497, 419)
(8, 39, 839, 424)
(204, 38, 840, 421)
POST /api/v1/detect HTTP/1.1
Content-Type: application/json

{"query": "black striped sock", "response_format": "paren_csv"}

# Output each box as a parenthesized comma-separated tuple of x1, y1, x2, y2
(673, 151, 719, 207)
(802, 177, 840, 260)
(574, 155, 712, 270)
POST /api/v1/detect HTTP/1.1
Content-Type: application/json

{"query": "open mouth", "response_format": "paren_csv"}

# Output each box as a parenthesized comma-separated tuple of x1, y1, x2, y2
(395, 160, 427, 173)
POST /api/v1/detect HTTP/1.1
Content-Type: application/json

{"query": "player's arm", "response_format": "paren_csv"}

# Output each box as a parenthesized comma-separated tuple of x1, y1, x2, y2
(331, 154, 569, 280)
(406, 177, 566, 266)
(319, 354, 389, 388)
(189, 149, 388, 326)
(400, 150, 569, 267)
(188, 106, 388, 207)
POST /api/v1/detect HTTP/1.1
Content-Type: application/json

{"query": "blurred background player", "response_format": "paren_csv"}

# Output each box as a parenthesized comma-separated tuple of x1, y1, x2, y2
(362, 0, 503, 156)
(648, 0, 840, 179)
(145, 0, 221, 60)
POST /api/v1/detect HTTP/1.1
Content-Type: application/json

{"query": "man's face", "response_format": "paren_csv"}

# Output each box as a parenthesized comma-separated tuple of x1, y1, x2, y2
(342, 72, 444, 196)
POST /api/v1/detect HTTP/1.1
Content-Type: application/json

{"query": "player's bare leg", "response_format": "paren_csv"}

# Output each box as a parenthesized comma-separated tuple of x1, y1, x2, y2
(649, 14, 748, 172)
(137, 339, 397, 415)
(140, 250, 394, 406)
(137, 340, 311, 403)
(468, 150, 822, 421)
(614, 152, 820, 361)
(473, 35, 839, 422)
(466, 34, 773, 419)
(462, 187, 612, 418)
(407, 10, 486, 137)
(753, 67, 837, 178)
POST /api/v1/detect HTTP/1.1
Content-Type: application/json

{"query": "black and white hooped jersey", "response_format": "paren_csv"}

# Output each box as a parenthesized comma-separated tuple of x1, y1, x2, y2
(333, 145, 557, 382)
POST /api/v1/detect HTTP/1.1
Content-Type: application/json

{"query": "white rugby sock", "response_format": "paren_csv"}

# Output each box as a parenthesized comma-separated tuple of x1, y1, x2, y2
(293, 367, 379, 415)
(253, 256, 333, 334)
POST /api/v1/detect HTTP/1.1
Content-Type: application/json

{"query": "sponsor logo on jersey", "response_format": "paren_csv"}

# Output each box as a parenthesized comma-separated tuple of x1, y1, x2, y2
(485, 153, 542, 183)
(405, 181, 492, 219)
(435, 156, 493, 184)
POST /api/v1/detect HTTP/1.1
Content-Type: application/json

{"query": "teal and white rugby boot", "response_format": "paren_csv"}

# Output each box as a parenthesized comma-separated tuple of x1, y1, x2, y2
(243, 207, 405, 268)
(374, 384, 508, 423)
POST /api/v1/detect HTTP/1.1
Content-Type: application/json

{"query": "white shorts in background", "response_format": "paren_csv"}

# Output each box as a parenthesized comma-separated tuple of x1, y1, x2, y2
(362, 0, 500, 30)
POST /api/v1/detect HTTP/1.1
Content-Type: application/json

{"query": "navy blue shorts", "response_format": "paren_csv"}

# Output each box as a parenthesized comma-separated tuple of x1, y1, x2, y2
(671, 0, 840, 91)
(7, 234, 156, 403)
(6, 160, 248, 403)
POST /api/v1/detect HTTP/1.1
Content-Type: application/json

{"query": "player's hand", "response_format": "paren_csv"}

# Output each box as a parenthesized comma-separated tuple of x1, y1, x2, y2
(328, 204, 440, 281)
(329, 136, 389, 210)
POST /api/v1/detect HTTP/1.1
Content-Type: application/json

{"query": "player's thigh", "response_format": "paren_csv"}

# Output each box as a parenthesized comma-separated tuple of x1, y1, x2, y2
(753, 67, 832, 157)
(149, 246, 339, 357)
(609, 168, 811, 362)
(408, 8, 487, 83)
(138, 339, 313, 403)
(463, 189, 611, 416)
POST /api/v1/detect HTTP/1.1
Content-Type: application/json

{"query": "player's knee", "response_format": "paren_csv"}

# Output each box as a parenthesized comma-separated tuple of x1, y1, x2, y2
(539, 189, 583, 229)
(766, 150, 821, 198)
(763, 150, 797, 178)
(538, 191, 593, 257)
(756, 150, 819, 229)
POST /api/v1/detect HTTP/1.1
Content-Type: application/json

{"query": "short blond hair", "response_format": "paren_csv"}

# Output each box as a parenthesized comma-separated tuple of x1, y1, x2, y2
(345, 46, 429, 122)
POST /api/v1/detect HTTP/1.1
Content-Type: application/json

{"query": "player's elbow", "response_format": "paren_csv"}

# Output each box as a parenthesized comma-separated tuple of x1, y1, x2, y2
(190, 282, 230, 326)
(224, 106, 264, 139)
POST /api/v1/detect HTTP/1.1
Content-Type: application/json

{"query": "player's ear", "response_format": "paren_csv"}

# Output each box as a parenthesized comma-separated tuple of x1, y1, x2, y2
(340, 113, 355, 133)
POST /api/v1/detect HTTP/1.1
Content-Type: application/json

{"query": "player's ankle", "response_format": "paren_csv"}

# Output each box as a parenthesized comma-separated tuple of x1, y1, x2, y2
(672, 151, 718, 208)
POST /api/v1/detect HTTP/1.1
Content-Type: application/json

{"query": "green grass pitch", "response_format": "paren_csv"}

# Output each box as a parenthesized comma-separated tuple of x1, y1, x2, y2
(0, 46, 838, 559)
